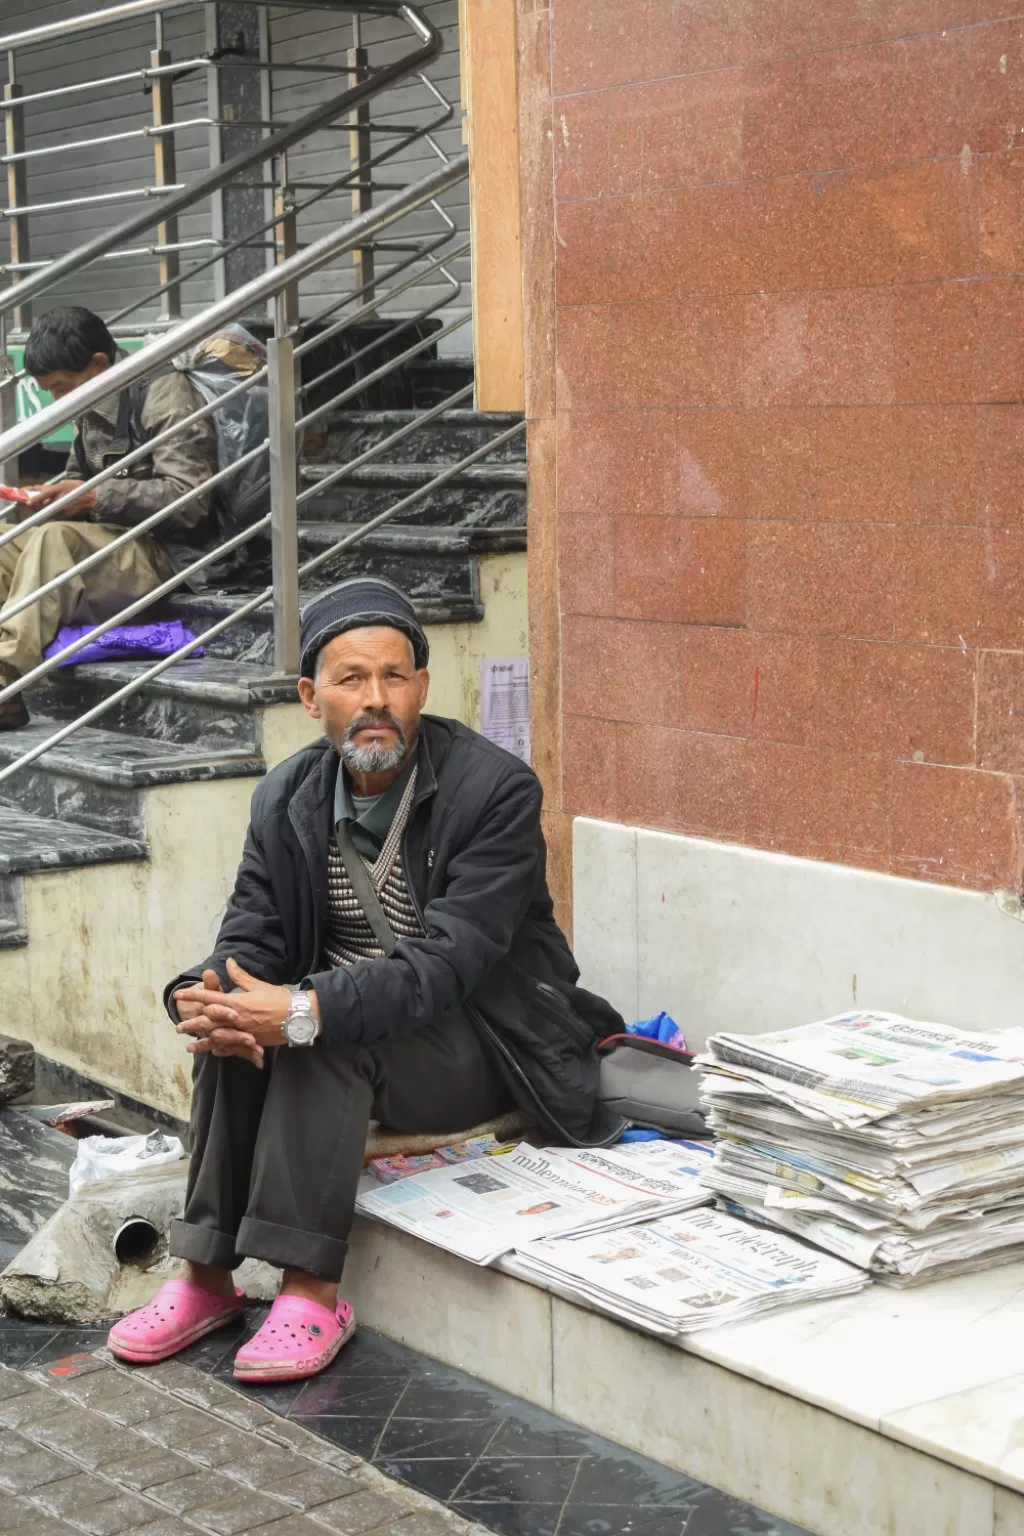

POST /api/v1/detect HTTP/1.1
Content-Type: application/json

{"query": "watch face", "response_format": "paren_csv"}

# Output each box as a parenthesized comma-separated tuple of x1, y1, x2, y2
(286, 1011, 318, 1045)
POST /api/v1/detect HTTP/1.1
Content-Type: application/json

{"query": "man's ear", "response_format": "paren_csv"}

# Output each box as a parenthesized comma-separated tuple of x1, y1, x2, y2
(417, 667, 429, 708)
(297, 676, 321, 718)
(90, 353, 112, 374)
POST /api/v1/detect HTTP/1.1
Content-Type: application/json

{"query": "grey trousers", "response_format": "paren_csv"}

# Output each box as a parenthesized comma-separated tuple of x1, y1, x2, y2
(169, 1008, 511, 1279)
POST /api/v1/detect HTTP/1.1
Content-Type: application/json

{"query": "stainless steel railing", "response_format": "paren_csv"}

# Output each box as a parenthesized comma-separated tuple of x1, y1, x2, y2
(0, 2, 525, 789)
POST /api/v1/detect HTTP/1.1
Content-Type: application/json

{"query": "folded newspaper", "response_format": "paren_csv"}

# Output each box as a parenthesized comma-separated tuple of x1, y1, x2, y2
(699, 1012, 1024, 1284)
(355, 1139, 714, 1266)
(511, 1206, 868, 1334)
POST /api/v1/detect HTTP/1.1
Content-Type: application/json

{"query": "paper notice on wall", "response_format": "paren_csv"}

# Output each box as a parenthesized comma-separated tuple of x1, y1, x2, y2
(480, 658, 530, 763)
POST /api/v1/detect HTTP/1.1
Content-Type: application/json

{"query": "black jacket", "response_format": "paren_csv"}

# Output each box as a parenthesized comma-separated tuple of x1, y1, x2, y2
(166, 715, 625, 1145)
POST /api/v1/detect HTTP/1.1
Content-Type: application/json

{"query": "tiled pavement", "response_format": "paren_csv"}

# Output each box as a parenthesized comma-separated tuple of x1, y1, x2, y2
(0, 1312, 810, 1536)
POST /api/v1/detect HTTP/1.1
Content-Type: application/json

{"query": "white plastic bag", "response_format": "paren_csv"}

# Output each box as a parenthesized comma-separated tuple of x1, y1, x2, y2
(69, 1130, 185, 1196)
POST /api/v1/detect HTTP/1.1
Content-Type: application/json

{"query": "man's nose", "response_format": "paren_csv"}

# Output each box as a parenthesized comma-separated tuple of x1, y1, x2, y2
(362, 675, 388, 711)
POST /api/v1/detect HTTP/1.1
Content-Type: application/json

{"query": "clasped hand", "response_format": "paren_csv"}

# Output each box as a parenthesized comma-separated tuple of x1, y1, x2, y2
(173, 957, 295, 1069)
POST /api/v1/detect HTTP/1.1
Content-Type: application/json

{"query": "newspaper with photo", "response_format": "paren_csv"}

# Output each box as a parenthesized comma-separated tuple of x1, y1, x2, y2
(355, 1143, 681, 1265)
(511, 1206, 869, 1335)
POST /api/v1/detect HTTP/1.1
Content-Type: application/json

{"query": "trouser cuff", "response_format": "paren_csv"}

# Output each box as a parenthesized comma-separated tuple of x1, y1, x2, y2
(169, 1218, 242, 1271)
(236, 1216, 348, 1281)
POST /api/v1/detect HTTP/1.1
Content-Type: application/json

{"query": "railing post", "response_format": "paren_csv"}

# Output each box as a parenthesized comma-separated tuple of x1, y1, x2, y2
(0, 345, 19, 488)
(268, 330, 300, 675)
(4, 61, 30, 335)
(348, 29, 375, 309)
(151, 25, 181, 321)
(273, 154, 300, 332)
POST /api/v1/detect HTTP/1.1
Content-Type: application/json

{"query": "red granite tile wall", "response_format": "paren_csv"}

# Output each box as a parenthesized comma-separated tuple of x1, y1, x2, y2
(531, 0, 1024, 892)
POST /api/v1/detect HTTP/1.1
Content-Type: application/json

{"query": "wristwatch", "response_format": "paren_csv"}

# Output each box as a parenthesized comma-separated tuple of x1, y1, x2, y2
(282, 987, 319, 1046)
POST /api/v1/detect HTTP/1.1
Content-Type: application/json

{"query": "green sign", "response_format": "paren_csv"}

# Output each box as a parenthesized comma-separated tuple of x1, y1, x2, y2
(6, 338, 147, 445)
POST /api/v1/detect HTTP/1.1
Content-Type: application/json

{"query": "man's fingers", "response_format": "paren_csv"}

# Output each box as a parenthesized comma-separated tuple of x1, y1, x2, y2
(226, 956, 261, 992)
(174, 988, 238, 1013)
(202, 969, 223, 992)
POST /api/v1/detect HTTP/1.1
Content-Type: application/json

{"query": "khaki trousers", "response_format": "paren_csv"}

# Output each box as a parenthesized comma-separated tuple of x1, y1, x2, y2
(0, 520, 170, 680)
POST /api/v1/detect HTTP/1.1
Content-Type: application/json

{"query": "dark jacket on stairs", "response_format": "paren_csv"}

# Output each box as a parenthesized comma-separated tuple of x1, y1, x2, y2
(165, 714, 626, 1146)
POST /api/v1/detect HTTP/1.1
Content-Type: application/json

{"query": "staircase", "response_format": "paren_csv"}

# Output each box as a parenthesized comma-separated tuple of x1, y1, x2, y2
(0, 3, 527, 1118)
(0, 345, 525, 947)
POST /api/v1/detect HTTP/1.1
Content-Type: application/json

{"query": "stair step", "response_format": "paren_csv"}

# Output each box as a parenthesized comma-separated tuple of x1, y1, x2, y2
(295, 522, 527, 556)
(0, 722, 263, 837)
(35, 658, 299, 752)
(0, 917, 28, 949)
(310, 412, 527, 468)
(299, 461, 527, 490)
(168, 589, 484, 663)
(0, 803, 147, 876)
(300, 482, 525, 530)
(0, 878, 26, 948)
(296, 525, 476, 601)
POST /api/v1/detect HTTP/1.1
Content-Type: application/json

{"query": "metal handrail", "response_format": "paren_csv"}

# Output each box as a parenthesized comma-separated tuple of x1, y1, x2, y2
(0, 3, 516, 792)
(0, 156, 466, 463)
(0, 1, 441, 321)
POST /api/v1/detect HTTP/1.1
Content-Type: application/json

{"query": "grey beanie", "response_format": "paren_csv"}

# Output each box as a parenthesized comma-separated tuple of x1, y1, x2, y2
(299, 577, 429, 679)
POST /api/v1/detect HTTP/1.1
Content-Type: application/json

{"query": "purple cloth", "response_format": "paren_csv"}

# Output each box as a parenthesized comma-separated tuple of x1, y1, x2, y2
(43, 621, 202, 667)
(626, 1011, 688, 1052)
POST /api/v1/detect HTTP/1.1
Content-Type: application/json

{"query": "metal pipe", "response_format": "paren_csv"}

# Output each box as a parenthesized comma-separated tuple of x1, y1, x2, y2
(4, 186, 184, 219)
(104, 95, 454, 327)
(0, 1, 420, 51)
(0, 63, 211, 111)
(113, 1218, 160, 1265)
(1, 120, 218, 164)
(268, 335, 301, 674)
(0, 153, 467, 464)
(0, 3, 441, 319)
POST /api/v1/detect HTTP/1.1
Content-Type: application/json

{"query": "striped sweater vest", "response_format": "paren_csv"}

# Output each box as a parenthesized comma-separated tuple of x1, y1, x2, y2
(323, 765, 424, 968)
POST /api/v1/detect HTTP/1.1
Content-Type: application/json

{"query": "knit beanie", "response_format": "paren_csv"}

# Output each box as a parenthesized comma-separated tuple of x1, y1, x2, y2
(299, 577, 429, 679)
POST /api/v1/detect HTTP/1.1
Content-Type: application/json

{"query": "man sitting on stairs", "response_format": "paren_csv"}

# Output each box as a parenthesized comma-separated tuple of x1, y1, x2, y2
(108, 576, 622, 1384)
(0, 306, 218, 731)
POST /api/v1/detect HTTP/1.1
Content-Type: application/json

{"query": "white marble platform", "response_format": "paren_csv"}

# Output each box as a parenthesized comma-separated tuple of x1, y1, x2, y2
(342, 1217, 1024, 1536)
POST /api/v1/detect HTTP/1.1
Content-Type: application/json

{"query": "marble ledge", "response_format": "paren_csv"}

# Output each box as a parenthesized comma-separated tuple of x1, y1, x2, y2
(500, 1246, 1024, 1498)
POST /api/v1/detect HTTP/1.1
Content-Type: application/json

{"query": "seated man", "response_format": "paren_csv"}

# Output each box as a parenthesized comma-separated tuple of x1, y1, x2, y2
(109, 577, 622, 1383)
(0, 306, 218, 730)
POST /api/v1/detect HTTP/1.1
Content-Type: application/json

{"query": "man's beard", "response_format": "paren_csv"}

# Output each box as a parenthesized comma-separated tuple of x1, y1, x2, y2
(339, 709, 408, 775)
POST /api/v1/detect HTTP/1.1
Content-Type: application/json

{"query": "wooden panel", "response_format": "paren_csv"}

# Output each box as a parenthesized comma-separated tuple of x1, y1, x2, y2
(461, 0, 525, 411)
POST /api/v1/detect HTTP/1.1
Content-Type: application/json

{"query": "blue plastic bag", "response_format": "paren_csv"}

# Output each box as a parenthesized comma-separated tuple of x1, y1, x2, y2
(626, 1011, 687, 1052)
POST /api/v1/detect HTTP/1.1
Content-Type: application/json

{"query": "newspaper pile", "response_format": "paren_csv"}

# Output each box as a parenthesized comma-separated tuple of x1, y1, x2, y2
(511, 1206, 868, 1334)
(355, 1139, 714, 1266)
(699, 1011, 1024, 1285)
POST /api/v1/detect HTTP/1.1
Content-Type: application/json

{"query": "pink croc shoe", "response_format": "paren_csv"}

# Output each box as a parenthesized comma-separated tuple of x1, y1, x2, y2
(108, 1279, 246, 1364)
(233, 1295, 356, 1383)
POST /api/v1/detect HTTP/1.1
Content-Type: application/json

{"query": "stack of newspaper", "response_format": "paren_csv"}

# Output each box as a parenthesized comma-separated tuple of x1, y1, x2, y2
(510, 1206, 869, 1334)
(699, 1012, 1024, 1285)
(355, 1138, 714, 1266)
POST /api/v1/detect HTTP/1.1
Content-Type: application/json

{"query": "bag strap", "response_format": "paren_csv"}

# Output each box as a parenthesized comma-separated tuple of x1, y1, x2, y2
(334, 818, 399, 957)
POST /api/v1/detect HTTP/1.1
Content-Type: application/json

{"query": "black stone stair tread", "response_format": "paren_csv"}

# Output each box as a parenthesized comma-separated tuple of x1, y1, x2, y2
(300, 461, 527, 488)
(324, 409, 525, 428)
(55, 656, 299, 709)
(0, 720, 264, 788)
(170, 590, 485, 628)
(0, 919, 28, 949)
(0, 803, 147, 875)
(296, 521, 527, 555)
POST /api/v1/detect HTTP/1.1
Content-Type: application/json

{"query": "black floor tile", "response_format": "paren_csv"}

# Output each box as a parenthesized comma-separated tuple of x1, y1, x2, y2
(483, 1420, 596, 1459)
(394, 1377, 511, 1421)
(377, 1416, 499, 1460)
(0, 1324, 59, 1369)
(20, 1327, 114, 1368)
(456, 1456, 584, 1506)
(556, 1510, 687, 1536)
(681, 1491, 810, 1536)
(290, 1374, 411, 1418)
(450, 1501, 561, 1536)
(376, 1456, 480, 1502)
(289, 1412, 390, 1461)
(325, 1330, 420, 1375)
(569, 1453, 706, 1509)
